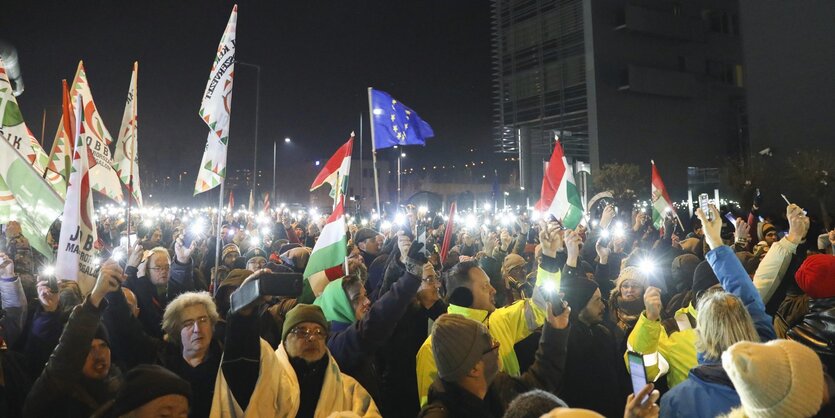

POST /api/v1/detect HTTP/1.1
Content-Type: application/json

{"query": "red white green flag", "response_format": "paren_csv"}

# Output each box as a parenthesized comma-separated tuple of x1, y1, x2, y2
(194, 5, 237, 195)
(310, 134, 354, 204)
(46, 79, 76, 198)
(542, 139, 583, 228)
(69, 61, 124, 202)
(303, 198, 347, 296)
(112, 62, 142, 206)
(651, 160, 676, 229)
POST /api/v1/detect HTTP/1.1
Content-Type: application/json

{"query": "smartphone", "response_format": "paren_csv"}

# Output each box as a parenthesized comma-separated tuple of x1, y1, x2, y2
(724, 212, 736, 224)
(627, 351, 649, 402)
(228, 272, 304, 314)
(550, 291, 565, 316)
(698, 193, 713, 221)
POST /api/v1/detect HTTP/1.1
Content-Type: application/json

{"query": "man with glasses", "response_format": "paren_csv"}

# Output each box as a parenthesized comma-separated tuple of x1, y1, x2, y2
(125, 236, 198, 338)
(212, 294, 380, 417)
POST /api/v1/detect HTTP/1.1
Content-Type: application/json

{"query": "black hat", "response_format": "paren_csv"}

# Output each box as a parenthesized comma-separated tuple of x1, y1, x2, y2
(110, 364, 191, 416)
(691, 260, 719, 298)
(353, 228, 379, 245)
(561, 276, 599, 317)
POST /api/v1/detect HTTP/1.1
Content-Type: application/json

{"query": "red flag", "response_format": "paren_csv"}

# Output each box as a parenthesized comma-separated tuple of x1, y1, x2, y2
(263, 192, 270, 212)
(440, 201, 457, 265)
(227, 190, 234, 212)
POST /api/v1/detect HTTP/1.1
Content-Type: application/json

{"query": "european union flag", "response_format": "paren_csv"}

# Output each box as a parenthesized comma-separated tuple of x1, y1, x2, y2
(369, 88, 434, 150)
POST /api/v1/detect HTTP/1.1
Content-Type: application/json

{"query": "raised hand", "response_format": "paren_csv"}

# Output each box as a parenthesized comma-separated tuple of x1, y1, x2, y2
(564, 229, 582, 268)
(785, 204, 810, 244)
(643, 286, 663, 321)
(696, 205, 723, 250)
(127, 244, 144, 268)
(600, 204, 616, 229)
(174, 237, 195, 264)
(734, 218, 751, 243)
(90, 259, 125, 308)
(539, 223, 563, 258)
(546, 301, 571, 330)
(0, 253, 14, 278)
(595, 238, 611, 265)
(37, 281, 60, 312)
(624, 383, 661, 418)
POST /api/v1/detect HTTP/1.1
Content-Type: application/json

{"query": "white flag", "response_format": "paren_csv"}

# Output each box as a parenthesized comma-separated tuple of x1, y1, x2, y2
(113, 62, 143, 206)
(56, 95, 98, 295)
(194, 5, 237, 195)
(69, 61, 124, 203)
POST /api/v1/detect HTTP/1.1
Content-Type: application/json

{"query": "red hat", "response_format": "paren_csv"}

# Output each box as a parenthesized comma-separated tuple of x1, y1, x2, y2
(795, 255, 835, 299)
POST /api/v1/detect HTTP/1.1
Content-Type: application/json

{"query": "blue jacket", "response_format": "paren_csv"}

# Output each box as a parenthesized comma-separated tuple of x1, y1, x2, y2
(659, 246, 776, 418)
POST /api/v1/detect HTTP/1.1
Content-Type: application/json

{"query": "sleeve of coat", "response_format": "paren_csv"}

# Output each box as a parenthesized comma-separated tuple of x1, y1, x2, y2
(706, 245, 776, 341)
(168, 256, 196, 299)
(0, 276, 27, 346)
(753, 237, 797, 303)
(509, 324, 569, 393)
(102, 286, 162, 368)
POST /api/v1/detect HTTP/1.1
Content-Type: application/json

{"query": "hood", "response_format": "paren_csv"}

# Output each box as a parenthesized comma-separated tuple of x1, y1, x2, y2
(314, 278, 356, 324)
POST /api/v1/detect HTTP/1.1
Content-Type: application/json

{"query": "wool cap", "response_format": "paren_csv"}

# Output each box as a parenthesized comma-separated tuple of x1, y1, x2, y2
(561, 276, 599, 316)
(110, 364, 191, 416)
(759, 222, 777, 241)
(691, 260, 719, 296)
(502, 253, 527, 276)
(795, 254, 835, 299)
(244, 247, 267, 261)
(354, 228, 379, 245)
(722, 339, 823, 418)
(221, 243, 241, 259)
(431, 313, 491, 382)
(282, 304, 329, 342)
(614, 266, 648, 292)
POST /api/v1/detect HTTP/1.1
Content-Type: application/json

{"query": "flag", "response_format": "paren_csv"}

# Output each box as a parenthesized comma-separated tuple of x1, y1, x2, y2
(55, 95, 98, 295)
(46, 80, 76, 198)
(112, 62, 143, 206)
(0, 136, 64, 260)
(534, 161, 552, 212)
(262, 192, 270, 212)
(651, 160, 676, 229)
(248, 189, 254, 213)
(303, 199, 348, 296)
(69, 61, 124, 202)
(440, 201, 456, 265)
(194, 5, 237, 195)
(310, 134, 353, 203)
(369, 88, 434, 150)
(227, 190, 234, 213)
(542, 140, 583, 229)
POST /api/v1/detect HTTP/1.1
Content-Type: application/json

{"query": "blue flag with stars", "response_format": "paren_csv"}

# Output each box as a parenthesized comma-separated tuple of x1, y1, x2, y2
(369, 88, 434, 150)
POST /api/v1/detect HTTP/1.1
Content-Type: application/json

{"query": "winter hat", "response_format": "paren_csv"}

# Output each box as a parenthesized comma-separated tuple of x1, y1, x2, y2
(614, 266, 648, 292)
(278, 242, 301, 255)
(244, 247, 267, 261)
(504, 389, 568, 418)
(722, 339, 823, 418)
(110, 364, 192, 416)
(795, 254, 835, 299)
(215, 269, 253, 317)
(354, 228, 379, 246)
(281, 304, 329, 342)
(561, 276, 599, 315)
(759, 222, 777, 241)
(691, 260, 719, 297)
(221, 243, 241, 259)
(431, 313, 491, 382)
(671, 254, 700, 289)
(541, 408, 605, 418)
(502, 253, 527, 276)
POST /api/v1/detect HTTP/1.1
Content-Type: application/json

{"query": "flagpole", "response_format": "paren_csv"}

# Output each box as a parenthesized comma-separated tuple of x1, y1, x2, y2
(367, 88, 381, 216)
(359, 113, 363, 212)
(213, 180, 225, 294)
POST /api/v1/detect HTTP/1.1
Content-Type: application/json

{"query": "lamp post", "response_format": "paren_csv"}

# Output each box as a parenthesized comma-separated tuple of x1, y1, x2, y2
(237, 61, 261, 193)
(274, 137, 291, 204)
(398, 152, 406, 206)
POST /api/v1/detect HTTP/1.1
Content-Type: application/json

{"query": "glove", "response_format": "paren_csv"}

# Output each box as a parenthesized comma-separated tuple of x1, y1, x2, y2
(403, 242, 428, 277)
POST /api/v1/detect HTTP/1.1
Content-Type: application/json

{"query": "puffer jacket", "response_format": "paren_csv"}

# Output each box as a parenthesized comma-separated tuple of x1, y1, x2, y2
(660, 362, 739, 418)
(787, 296, 835, 372)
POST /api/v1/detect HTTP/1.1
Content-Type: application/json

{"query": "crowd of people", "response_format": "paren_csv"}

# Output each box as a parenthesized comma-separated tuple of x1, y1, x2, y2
(0, 195, 834, 418)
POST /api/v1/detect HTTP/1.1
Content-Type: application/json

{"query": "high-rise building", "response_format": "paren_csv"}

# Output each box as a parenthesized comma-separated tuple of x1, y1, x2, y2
(493, 0, 747, 197)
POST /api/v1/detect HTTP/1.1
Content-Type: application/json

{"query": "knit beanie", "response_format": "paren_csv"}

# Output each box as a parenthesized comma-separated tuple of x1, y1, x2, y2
(221, 243, 240, 259)
(110, 364, 192, 416)
(722, 339, 823, 418)
(795, 254, 835, 299)
(244, 247, 267, 261)
(504, 389, 568, 418)
(431, 314, 491, 382)
(281, 304, 329, 342)
(614, 266, 648, 292)
(561, 276, 599, 316)
(502, 253, 527, 276)
(671, 254, 700, 289)
(691, 260, 719, 296)
(759, 222, 777, 241)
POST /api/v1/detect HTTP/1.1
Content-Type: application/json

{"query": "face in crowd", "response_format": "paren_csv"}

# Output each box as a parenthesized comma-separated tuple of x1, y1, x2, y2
(580, 288, 606, 325)
(82, 338, 111, 380)
(148, 252, 171, 286)
(468, 267, 497, 313)
(285, 322, 328, 364)
(179, 303, 214, 359)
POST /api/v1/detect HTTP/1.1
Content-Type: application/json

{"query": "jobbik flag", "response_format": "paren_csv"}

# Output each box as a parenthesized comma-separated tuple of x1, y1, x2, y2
(195, 5, 237, 195)
(56, 95, 98, 296)
(310, 134, 353, 203)
(69, 61, 125, 202)
(540, 139, 583, 229)
(368, 88, 434, 150)
(112, 62, 143, 206)
(651, 160, 676, 229)
(303, 199, 348, 296)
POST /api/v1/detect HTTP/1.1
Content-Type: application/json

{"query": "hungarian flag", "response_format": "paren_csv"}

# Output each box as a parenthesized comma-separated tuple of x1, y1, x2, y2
(303, 198, 348, 296)
(262, 192, 270, 212)
(227, 190, 234, 213)
(112, 62, 143, 206)
(194, 5, 237, 195)
(69, 61, 124, 202)
(541, 139, 583, 228)
(310, 134, 354, 204)
(46, 79, 76, 198)
(651, 160, 676, 229)
(55, 95, 98, 295)
(439, 201, 456, 265)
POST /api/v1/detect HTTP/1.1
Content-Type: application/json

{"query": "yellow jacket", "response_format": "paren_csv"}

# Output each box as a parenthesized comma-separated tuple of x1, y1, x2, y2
(415, 266, 556, 405)
(625, 304, 698, 388)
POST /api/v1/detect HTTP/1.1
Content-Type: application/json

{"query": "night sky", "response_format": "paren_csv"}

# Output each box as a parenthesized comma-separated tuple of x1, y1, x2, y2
(2, 0, 495, 189)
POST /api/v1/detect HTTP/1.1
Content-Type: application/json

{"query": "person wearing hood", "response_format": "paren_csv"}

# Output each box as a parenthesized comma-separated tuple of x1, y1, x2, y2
(312, 241, 430, 406)
(23, 259, 124, 418)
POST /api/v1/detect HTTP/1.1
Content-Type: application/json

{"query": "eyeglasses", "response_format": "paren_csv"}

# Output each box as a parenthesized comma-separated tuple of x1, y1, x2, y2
(150, 266, 170, 273)
(289, 327, 327, 340)
(483, 339, 500, 355)
(181, 316, 210, 330)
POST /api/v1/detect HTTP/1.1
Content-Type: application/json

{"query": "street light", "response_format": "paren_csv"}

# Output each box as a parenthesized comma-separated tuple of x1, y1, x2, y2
(284, 137, 291, 143)
(397, 152, 406, 206)
(237, 61, 261, 193)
